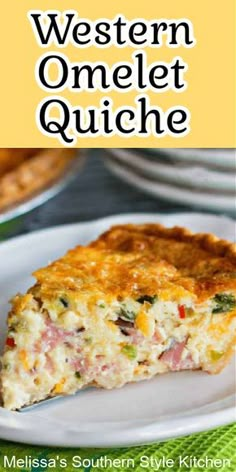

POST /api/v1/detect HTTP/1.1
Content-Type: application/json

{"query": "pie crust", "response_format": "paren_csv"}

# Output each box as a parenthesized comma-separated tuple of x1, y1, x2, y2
(95, 223, 236, 261)
(0, 148, 76, 212)
(1, 223, 236, 409)
(92, 223, 236, 302)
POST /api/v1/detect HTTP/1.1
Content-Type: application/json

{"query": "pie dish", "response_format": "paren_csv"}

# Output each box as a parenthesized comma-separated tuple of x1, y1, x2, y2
(1, 223, 236, 410)
(0, 148, 76, 213)
(0, 149, 37, 175)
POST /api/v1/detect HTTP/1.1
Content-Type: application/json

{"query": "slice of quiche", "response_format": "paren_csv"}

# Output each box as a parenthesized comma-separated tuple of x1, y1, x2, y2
(1, 224, 236, 410)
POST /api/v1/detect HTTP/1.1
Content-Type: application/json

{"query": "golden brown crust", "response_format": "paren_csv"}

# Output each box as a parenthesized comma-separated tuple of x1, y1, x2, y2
(0, 149, 39, 176)
(32, 223, 236, 304)
(94, 223, 236, 262)
(0, 148, 76, 212)
(92, 224, 236, 301)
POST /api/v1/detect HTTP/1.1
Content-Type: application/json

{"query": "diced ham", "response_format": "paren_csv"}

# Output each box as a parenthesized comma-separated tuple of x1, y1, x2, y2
(70, 357, 89, 375)
(45, 353, 55, 374)
(41, 325, 66, 350)
(35, 319, 76, 352)
(160, 340, 195, 371)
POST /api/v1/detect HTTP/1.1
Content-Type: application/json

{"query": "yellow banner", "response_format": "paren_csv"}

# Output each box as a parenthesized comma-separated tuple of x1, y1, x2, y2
(0, 0, 235, 147)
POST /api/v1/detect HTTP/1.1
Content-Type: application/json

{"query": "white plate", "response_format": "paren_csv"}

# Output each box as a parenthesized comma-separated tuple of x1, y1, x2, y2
(107, 149, 236, 192)
(105, 158, 236, 213)
(148, 148, 236, 169)
(0, 213, 235, 447)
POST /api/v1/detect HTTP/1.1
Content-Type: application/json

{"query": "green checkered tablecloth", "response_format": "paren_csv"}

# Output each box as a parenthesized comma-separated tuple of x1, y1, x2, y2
(0, 424, 235, 472)
(0, 219, 235, 472)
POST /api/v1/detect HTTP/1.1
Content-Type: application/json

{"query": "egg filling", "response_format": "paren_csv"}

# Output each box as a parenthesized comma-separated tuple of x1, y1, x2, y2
(2, 289, 235, 410)
(1, 223, 236, 410)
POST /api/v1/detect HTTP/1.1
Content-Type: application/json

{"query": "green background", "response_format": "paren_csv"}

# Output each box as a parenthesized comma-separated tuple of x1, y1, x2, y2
(0, 424, 235, 472)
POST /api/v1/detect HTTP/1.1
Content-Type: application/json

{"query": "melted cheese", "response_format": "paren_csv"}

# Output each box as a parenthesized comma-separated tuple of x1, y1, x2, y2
(2, 223, 236, 410)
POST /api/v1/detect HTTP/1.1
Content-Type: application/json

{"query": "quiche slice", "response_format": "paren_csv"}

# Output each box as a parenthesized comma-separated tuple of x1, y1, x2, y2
(1, 224, 236, 410)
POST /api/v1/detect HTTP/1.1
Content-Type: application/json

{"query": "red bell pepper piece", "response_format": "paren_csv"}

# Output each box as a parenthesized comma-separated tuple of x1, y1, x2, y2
(178, 305, 186, 319)
(6, 337, 16, 348)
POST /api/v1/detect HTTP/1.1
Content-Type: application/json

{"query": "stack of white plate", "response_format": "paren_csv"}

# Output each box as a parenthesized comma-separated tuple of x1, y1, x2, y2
(103, 149, 236, 213)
